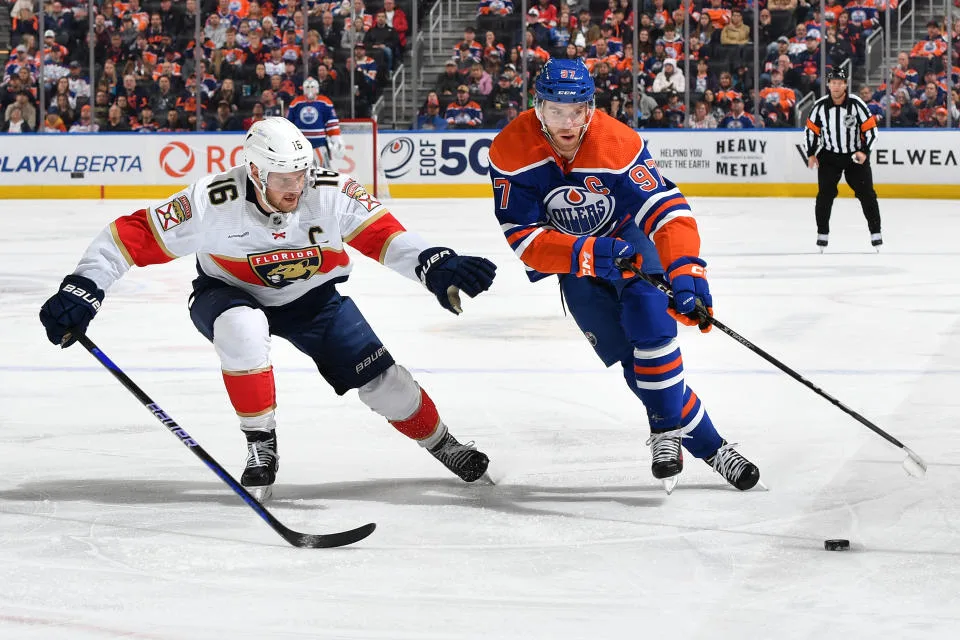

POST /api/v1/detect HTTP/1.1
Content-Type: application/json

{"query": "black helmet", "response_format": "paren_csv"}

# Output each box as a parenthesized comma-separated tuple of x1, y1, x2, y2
(827, 66, 848, 82)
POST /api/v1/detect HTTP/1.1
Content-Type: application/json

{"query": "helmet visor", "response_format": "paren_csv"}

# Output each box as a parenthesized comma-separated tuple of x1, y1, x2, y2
(266, 168, 307, 192)
(538, 101, 592, 129)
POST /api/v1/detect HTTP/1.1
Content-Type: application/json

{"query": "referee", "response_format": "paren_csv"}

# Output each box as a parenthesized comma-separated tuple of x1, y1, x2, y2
(804, 67, 882, 251)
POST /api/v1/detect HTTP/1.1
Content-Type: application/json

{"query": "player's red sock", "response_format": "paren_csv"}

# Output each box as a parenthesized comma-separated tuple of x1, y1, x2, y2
(389, 388, 441, 440)
(222, 367, 277, 416)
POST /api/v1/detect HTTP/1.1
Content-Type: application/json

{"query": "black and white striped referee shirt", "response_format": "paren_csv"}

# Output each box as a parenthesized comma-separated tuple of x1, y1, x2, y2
(804, 94, 879, 157)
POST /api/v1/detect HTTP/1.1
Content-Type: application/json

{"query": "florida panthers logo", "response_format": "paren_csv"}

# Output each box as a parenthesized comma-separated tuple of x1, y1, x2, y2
(248, 247, 322, 287)
(543, 186, 616, 236)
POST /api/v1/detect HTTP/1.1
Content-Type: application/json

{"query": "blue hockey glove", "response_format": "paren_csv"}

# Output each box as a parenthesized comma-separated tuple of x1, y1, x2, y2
(572, 236, 639, 280)
(665, 257, 713, 332)
(39, 274, 105, 347)
(416, 247, 497, 315)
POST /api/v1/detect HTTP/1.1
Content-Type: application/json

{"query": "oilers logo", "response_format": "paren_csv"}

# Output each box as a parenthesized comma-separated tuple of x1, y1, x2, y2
(299, 105, 320, 125)
(380, 137, 415, 179)
(543, 186, 616, 236)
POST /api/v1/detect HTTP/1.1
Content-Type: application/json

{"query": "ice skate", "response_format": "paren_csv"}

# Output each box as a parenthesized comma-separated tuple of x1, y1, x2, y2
(241, 430, 279, 501)
(646, 426, 685, 494)
(817, 234, 829, 253)
(870, 233, 882, 252)
(704, 440, 763, 491)
(428, 431, 490, 483)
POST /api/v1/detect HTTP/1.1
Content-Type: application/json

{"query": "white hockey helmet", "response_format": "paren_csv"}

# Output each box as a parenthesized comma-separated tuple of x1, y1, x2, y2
(303, 77, 320, 99)
(244, 117, 314, 217)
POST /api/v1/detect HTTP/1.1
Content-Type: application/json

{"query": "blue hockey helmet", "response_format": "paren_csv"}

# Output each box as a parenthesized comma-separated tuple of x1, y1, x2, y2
(535, 58, 595, 104)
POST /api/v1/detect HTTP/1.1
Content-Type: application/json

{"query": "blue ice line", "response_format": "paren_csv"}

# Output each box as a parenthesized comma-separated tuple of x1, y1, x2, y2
(0, 365, 957, 376)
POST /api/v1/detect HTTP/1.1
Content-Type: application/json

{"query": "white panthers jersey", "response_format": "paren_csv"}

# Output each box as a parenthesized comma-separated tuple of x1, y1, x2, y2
(75, 165, 430, 307)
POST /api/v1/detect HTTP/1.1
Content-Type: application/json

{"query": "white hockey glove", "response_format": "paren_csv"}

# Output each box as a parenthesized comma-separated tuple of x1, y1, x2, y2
(327, 135, 345, 160)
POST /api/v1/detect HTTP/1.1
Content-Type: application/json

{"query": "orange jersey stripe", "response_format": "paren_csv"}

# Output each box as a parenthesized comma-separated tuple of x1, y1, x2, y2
(642, 196, 687, 236)
(506, 226, 537, 245)
(805, 118, 821, 136)
(860, 115, 878, 132)
(634, 354, 683, 376)
(680, 390, 699, 419)
(111, 209, 175, 267)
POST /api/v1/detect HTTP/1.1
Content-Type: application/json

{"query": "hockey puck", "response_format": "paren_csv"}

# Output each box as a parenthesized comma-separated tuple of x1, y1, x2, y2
(824, 539, 850, 551)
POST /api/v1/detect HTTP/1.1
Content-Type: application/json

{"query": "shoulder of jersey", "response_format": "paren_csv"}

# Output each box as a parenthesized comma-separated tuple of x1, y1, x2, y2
(573, 111, 644, 171)
(289, 95, 334, 107)
(489, 110, 557, 175)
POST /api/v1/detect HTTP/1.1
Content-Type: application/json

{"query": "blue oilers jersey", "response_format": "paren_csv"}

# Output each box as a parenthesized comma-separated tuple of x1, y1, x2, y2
(286, 95, 340, 147)
(488, 110, 700, 283)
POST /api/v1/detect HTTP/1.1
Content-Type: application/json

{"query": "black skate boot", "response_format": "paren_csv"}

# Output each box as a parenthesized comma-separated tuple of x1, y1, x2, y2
(241, 430, 279, 501)
(817, 233, 829, 253)
(646, 426, 684, 494)
(870, 233, 882, 251)
(704, 440, 761, 491)
(428, 431, 490, 482)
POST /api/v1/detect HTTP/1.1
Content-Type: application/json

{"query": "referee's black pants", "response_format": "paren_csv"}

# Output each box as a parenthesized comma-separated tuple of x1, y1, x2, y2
(814, 150, 882, 235)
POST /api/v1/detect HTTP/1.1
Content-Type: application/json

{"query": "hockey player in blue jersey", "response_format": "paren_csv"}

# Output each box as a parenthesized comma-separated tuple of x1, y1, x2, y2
(287, 77, 345, 168)
(487, 58, 761, 493)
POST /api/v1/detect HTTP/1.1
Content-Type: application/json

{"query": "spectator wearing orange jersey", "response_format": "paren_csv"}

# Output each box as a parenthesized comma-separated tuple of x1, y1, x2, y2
(910, 21, 947, 58)
(40, 110, 67, 132)
(760, 69, 796, 117)
(702, 0, 731, 30)
(661, 24, 684, 60)
(648, 0, 671, 31)
(823, 0, 844, 23)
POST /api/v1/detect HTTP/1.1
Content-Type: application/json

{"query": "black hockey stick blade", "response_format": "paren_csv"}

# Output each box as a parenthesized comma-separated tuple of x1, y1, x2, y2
(283, 523, 378, 549)
(75, 333, 378, 547)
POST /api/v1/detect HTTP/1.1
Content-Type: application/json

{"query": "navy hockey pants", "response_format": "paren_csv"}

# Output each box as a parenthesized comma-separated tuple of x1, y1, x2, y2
(559, 274, 724, 459)
(188, 272, 395, 395)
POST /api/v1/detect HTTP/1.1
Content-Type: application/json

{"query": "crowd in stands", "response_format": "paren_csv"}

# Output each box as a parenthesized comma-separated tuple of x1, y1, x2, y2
(1, 0, 410, 132)
(0, 0, 957, 134)
(415, 0, 959, 130)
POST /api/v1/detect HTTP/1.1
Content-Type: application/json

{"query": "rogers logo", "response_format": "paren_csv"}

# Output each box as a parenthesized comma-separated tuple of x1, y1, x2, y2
(159, 142, 196, 178)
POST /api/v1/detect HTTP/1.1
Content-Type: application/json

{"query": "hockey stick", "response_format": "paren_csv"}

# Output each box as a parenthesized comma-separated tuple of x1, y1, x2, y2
(616, 261, 928, 478)
(75, 334, 377, 548)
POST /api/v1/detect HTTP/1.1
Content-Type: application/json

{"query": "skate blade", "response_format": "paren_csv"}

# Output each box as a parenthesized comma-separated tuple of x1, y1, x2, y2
(662, 475, 680, 495)
(476, 472, 496, 486)
(248, 485, 273, 502)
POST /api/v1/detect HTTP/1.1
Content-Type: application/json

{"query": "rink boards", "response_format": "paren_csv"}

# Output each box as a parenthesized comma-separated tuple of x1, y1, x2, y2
(0, 129, 957, 199)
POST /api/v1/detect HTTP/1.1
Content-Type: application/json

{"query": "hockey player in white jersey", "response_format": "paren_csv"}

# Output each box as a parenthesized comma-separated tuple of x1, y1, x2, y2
(287, 77, 344, 168)
(40, 117, 497, 500)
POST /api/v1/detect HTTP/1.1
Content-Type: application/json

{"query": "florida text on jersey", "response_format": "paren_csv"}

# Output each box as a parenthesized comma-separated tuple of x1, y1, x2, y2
(74, 165, 431, 307)
(487, 110, 700, 282)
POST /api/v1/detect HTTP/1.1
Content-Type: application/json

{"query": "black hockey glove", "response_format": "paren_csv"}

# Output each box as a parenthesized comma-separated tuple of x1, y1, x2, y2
(39, 274, 105, 347)
(415, 247, 497, 315)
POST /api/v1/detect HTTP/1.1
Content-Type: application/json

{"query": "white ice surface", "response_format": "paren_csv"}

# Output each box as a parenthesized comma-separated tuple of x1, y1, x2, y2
(1, 197, 959, 639)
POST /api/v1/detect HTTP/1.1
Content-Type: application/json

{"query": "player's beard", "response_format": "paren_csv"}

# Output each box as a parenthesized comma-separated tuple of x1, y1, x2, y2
(265, 188, 302, 213)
